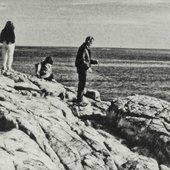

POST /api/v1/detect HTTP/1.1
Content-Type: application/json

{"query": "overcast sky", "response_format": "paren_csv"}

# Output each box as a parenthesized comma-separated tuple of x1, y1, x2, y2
(1, 0, 170, 48)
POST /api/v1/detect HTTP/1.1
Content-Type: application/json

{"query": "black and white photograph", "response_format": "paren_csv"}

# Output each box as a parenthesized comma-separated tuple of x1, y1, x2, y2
(0, 0, 170, 169)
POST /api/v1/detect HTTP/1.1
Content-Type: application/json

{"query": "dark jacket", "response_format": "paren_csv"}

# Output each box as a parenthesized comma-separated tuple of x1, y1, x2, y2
(0, 28, 15, 44)
(75, 43, 97, 71)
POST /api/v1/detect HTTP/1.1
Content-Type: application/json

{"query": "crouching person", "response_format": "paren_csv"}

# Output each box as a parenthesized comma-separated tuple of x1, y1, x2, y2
(35, 56, 55, 81)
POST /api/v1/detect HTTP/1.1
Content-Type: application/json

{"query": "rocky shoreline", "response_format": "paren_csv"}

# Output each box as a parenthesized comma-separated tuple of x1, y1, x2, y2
(0, 70, 169, 170)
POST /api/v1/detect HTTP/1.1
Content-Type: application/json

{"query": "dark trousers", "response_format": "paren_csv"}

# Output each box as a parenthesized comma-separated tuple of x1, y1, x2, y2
(77, 69, 87, 102)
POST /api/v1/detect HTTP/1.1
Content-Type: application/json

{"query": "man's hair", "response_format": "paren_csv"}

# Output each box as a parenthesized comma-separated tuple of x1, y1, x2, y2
(85, 36, 94, 43)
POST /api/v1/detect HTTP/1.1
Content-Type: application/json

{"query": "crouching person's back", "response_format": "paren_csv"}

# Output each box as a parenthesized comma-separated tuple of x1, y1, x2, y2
(35, 56, 54, 81)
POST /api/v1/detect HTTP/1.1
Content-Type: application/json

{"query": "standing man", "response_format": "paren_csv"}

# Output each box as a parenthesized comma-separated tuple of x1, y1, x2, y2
(75, 36, 98, 106)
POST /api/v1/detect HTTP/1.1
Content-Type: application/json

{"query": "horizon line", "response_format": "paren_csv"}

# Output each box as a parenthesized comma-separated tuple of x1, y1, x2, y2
(14, 45, 170, 51)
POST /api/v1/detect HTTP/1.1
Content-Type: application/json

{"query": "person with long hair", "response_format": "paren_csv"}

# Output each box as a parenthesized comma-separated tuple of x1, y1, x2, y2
(0, 21, 15, 72)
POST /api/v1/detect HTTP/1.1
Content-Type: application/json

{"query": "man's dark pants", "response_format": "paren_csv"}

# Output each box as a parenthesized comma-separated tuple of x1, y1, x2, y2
(77, 68, 87, 103)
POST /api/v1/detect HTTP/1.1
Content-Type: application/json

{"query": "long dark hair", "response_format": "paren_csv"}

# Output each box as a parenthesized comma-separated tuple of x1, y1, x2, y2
(4, 21, 15, 31)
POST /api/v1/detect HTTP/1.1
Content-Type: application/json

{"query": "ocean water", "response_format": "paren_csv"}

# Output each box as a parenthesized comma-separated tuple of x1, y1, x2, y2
(2, 46, 170, 101)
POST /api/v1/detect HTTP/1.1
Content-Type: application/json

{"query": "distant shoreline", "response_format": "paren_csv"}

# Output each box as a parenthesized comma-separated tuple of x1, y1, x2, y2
(0, 45, 169, 52)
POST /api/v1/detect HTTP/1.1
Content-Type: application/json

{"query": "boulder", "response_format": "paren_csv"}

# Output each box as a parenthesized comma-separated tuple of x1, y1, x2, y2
(85, 89, 101, 101)
(0, 72, 169, 169)
(160, 165, 170, 170)
(65, 91, 77, 101)
(2, 70, 30, 82)
(107, 95, 170, 166)
(29, 76, 66, 98)
(14, 81, 40, 91)
(0, 75, 15, 92)
(0, 129, 58, 170)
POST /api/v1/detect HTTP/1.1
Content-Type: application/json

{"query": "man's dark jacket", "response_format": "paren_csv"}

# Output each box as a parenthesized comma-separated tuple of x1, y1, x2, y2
(75, 43, 97, 72)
